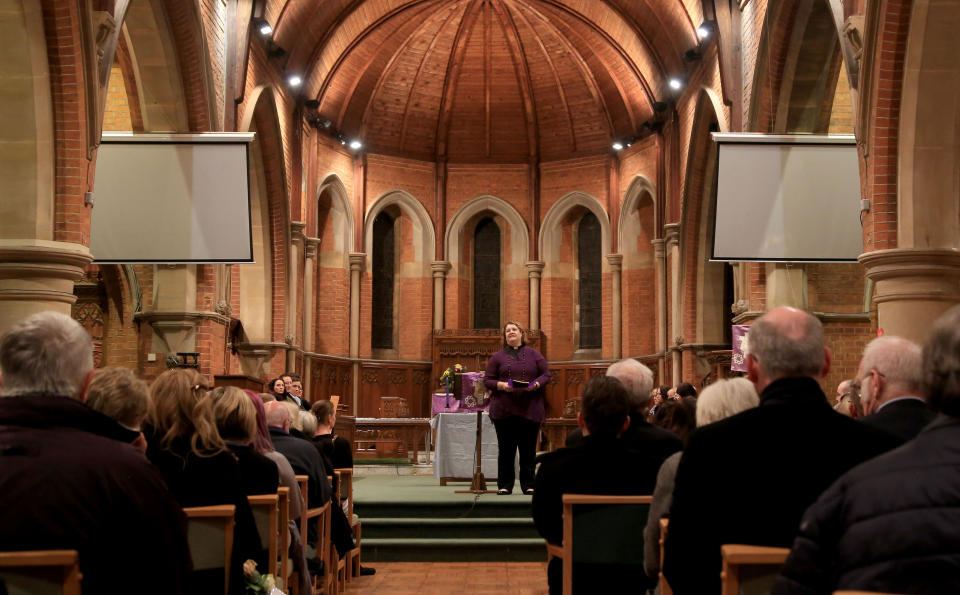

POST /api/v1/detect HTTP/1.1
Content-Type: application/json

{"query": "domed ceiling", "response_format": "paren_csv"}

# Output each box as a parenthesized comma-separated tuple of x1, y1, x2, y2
(268, 0, 702, 163)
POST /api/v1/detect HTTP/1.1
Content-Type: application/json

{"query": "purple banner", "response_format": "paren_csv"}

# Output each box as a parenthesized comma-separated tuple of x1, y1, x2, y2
(732, 324, 750, 372)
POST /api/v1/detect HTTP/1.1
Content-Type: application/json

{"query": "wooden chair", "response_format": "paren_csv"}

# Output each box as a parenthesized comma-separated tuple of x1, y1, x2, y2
(276, 486, 291, 592)
(659, 517, 673, 595)
(0, 550, 81, 595)
(295, 475, 337, 595)
(544, 494, 652, 595)
(720, 544, 791, 595)
(183, 504, 236, 595)
(248, 493, 280, 579)
(833, 592, 900, 594)
(335, 468, 363, 580)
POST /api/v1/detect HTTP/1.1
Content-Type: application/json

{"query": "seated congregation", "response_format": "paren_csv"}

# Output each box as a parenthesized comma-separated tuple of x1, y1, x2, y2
(0, 311, 367, 595)
(535, 305, 960, 595)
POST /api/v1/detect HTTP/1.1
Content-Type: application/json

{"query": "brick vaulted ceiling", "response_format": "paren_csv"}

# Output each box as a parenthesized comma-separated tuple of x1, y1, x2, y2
(268, 0, 700, 163)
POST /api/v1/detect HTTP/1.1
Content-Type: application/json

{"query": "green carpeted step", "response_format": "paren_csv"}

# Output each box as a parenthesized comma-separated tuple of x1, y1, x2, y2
(361, 537, 547, 562)
(356, 500, 533, 519)
(363, 517, 538, 540)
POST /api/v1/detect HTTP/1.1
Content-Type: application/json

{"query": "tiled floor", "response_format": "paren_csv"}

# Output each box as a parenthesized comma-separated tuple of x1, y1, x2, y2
(344, 562, 549, 593)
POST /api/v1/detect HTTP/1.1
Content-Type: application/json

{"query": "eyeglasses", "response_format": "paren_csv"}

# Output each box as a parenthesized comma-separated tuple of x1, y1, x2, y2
(850, 369, 885, 392)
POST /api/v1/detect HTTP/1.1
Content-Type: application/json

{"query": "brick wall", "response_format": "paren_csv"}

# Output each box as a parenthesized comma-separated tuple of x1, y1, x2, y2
(103, 64, 133, 131)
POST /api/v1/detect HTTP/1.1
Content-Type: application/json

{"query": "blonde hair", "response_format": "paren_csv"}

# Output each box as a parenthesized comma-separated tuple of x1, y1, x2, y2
(696, 378, 759, 427)
(147, 369, 226, 457)
(283, 401, 302, 430)
(299, 411, 318, 436)
(208, 386, 257, 443)
(86, 367, 150, 430)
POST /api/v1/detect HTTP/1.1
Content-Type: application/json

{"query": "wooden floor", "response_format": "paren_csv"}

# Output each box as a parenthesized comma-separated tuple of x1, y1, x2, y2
(343, 562, 548, 593)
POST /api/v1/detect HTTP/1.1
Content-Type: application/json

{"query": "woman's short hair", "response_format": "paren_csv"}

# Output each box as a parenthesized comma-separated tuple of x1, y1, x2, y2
(85, 367, 150, 430)
(696, 377, 759, 427)
(501, 321, 527, 347)
(208, 386, 257, 443)
(299, 411, 318, 437)
(311, 400, 335, 425)
(147, 368, 225, 457)
(676, 382, 698, 398)
(653, 397, 698, 444)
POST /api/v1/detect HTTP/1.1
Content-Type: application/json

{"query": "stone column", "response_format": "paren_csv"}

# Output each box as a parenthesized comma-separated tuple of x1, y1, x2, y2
(664, 224, 682, 384)
(302, 237, 319, 400)
(606, 253, 623, 359)
(652, 238, 667, 382)
(286, 222, 306, 371)
(526, 261, 545, 330)
(0, 242, 92, 335)
(860, 249, 960, 345)
(348, 252, 365, 408)
(431, 261, 451, 330)
(765, 263, 806, 309)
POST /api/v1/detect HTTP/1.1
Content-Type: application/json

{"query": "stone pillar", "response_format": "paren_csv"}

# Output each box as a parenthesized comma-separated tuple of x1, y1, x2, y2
(860, 249, 960, 345)
(526, 261, 545, 330)
(0, 241, 92, 335)
(606, 253, 623, 359)
(664, 224, 681, 384)
(765, 263, 806, 309)
(652, 238, 667, 383)
(287, 222, 306, 370)
(302, 237, 319, 400)
(348, 252, 365, 408)
(431, 261, 451, 330)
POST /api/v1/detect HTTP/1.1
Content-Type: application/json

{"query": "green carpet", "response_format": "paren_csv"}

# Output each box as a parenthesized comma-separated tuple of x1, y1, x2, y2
(354, 475, 546, 562)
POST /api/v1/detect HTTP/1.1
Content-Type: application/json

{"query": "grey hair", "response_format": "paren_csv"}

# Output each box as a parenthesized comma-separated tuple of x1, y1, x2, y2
(860, 336, 923, 393)
(606, 358, 654, 410)
(747, 310, 825, 379)
(922, 305, 960, 416)
(299, 410, 318, 436)
(0, 311, 93, 398)
(696, 378, 759, 426)
(86, 367, 151, 430)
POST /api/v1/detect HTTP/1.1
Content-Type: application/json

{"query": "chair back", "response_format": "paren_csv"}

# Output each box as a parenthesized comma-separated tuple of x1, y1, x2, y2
(0, 550, 81, 595)
(720, 544, 790, 595)
(659, 518, 673, 595)
(247, 494, 280, 578)
(276, 486, 291, 589)
(336, 468, 355, 519)
(183, 504, 236, 595)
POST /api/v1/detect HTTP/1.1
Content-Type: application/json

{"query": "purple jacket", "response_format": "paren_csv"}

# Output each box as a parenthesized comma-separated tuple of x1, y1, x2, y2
(484, 345, 551, 422)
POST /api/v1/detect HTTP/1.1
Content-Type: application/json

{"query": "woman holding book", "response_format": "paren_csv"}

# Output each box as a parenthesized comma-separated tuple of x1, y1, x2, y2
(484, 321, 551, 495)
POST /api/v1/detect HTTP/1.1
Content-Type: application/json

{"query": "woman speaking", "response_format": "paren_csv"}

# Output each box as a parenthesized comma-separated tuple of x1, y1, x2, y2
(484, 321, 550, 495)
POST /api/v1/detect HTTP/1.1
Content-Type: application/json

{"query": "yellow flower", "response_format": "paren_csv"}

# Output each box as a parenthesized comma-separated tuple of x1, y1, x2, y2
(243, 559, 257, 577)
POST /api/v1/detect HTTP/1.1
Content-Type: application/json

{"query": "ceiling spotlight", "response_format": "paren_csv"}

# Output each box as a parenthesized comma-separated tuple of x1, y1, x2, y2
(697, 25, 710, 39)
(349, 139, 363, 150)
(337, 134, 346, 145)
(612, 142, 624, 151)
(259, 23, 273, 36)
(287, 74, 302, 88)
(668, 78, 683, 90)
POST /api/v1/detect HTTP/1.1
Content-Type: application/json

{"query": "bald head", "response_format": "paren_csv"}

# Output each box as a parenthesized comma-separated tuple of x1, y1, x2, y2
(747, 307, 828, 392)
(263, 400, 291, 429)
(858, 336, 923, 414)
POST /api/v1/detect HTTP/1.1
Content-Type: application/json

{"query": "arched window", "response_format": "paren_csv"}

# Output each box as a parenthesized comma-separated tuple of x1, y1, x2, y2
(578, 212, 602, 350)
(473, 217, 501, 329)
(371, 212, 395, 349)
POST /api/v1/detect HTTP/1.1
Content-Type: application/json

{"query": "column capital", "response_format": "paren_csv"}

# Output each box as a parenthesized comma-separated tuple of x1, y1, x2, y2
(664, 223, 681, 245)
(349, 252, 366, 272)
(304, 237, 320, 258)
(290, 221, 307, 242)
(431, 260, 452, 277)
(525, 261, 546, 277)
(651, 238, 666, 257)
(605, 253, 623, 270)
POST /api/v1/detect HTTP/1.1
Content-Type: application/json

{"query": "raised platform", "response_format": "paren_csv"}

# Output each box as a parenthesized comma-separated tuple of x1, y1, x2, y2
(354, 474, 546, 563)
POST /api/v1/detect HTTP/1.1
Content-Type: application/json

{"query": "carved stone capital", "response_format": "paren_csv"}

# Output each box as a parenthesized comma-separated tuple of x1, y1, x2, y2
(349, 252, 366, 272)
(431, 260, 452, 278)
(305, 237, 320, 259)
(605, 253, 623, 271)
(859, 248, 960, 303)
(525, 261, 546, 278)
(664, 223, 681, 246)
(651, 238, 666, 258)
(290, 221, 307, 242)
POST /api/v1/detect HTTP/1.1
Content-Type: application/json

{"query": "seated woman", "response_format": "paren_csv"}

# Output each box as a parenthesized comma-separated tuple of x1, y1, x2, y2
(310, 399, 353, 470)
(143, 369, 262, 595)
(208, 386, 279, 496)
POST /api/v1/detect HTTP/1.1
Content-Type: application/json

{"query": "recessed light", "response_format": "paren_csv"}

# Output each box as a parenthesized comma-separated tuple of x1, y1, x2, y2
(349, 140, 363, 150)
(669, 78, 683, 90)
(287, 74, 302, 88)
(612, 142, 624, 151)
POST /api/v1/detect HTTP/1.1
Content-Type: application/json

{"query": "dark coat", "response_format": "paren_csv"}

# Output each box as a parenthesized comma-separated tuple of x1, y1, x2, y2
(858, 397, 936, 442)
(565, 414, 682, 461)
(663, 377, 901, 595)
(143, 426, 263, 595)
(774, 415, 960, 595)
(229, 443, 281, 495)
(533, 433, 664, 594)
(269, 426, 332, 507)
(0, 395, 191, 595)
(313, 432, 354, 470)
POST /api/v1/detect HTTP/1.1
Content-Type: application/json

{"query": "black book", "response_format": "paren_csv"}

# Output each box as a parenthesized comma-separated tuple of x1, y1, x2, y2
(512, 380, 530, 388)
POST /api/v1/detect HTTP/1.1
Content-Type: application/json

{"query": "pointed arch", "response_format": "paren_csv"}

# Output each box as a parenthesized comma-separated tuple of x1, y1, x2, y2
(364, 190, 436, 274)
(539, 192, 611, 262)
(619, 175, 658, 356)
(446, 195, 529, 275)
(316, 173, 355, 267)
(619, 175, 658, 254)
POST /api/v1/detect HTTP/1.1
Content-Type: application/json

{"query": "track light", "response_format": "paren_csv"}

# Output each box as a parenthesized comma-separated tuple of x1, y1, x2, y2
(349, 139, 363, 150)
(287, 74, 302, 88)
(683, 48, 702, 62)
(697, 22, 715, 41)
(253, 18, 272, 37)
(668, 78, 684, 91)
(612, 142, 624, 151)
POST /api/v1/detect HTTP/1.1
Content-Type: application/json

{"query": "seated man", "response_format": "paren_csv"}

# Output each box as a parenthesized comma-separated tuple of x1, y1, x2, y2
(774, 306, 960, 594)
(0, 311, 190, 594)
(534, 375, 664, 595)
(85, 366, 151, 452)
(855, 335, 935, 441)
(663, 307, 901, 594)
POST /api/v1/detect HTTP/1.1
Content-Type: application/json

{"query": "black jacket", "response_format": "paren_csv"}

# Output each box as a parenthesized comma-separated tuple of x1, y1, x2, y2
(774, 414, 960, 595)
(534, 433, 664, 594)
(564, 414, 682, 461)
(663, 377, 901, 595)
(0, 395, 191, 595)
(269, 426, 332, 507)
(858, 397, 935, 442)
(229, 443, 281, 495)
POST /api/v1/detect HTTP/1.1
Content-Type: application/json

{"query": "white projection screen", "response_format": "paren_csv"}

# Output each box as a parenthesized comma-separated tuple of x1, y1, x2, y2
(91, 133, 254, 263)
(712, 133, 862, 262)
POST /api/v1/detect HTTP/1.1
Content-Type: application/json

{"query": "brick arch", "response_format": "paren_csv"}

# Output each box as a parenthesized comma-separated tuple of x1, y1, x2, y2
(364, 190, 436, 276)
(446, 195, 529, 279)
(539, 191, 611, 263)
(237, 85, 291, 343)
(152, 0, 215, 131)
(316, 174, 355, 265)
(679, 89, 728, 377)
(619, 175, 657, 255)
(619, 175, 657, 356)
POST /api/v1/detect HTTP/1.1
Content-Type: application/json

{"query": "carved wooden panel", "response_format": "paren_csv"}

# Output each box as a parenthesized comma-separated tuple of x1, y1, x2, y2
(357, 361, 432, 418)
(307, 356, 353, 413)
(432, 329, 545, 389)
